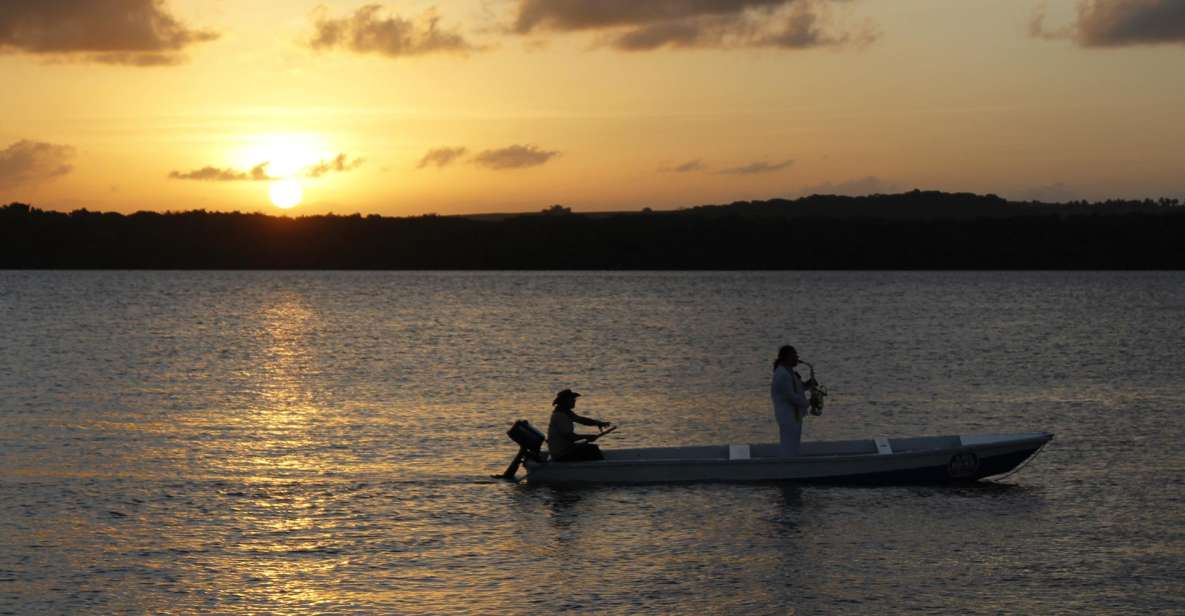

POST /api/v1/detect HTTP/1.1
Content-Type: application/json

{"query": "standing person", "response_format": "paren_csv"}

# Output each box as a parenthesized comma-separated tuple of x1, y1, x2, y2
(547, 389, 611, 462)
(771, 345, 816, 457)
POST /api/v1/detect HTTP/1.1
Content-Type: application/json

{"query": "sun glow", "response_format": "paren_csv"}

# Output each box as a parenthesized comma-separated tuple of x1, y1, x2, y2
(235, 133, 327, 209)
(236, 133, 330, 178)
(269, 179, 303, 209)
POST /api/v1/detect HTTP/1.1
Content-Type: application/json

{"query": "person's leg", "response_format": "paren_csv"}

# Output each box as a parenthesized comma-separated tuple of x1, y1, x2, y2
(556, 443, 603, 462)
(778, 418, 802, 457)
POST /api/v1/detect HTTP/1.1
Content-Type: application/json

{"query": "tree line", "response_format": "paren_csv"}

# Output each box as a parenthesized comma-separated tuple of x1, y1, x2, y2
(2, 191, 1183, 269)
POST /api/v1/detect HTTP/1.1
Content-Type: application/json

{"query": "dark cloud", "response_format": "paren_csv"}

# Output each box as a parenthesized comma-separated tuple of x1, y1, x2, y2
(719, 159, 794, 175)
(514, 0, 786, 32)
(798, 175, 896, 196)
(1077, 0, 1185, 46)
(616, 20, 706, 50)
(0, 0, 218, 66)
(472, 145, 559, 170)
(418, 147, 468, 169)
(1032, 1, 1185, 47)
(310, 4, 473, 57)
(169, 163, 272, 182)
(757, 3, 877, 49)
(305, 153, 364, 177)
(0, 140, 76, 185)
(512, 0, 876, 51)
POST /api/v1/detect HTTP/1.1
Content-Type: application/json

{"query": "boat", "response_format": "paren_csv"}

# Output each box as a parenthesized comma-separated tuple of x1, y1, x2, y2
(500, 422, 1052, 485)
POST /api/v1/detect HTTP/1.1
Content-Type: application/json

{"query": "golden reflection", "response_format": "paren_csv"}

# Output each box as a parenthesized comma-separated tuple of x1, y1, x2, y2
(253, 297, 316, 410)
(182, 296, 347, 610)
(222, 294, 329, 479)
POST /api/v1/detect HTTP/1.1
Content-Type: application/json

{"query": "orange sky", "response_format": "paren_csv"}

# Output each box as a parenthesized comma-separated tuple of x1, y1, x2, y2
(2, 0, 1184, 216)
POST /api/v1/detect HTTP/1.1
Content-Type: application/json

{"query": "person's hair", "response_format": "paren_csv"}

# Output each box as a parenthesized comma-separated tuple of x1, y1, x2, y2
(773, 345, 796, 372)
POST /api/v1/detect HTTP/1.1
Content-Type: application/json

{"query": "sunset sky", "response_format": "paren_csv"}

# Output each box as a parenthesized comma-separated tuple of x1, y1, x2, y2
(2, 0, 1184, 216)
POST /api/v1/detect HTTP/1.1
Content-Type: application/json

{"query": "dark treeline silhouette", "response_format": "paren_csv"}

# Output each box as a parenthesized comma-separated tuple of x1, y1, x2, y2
(3, 190, 1183, 269)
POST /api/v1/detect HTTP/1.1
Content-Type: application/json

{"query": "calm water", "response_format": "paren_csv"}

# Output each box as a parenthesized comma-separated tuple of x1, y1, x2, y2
(2, 271, 1184, 614)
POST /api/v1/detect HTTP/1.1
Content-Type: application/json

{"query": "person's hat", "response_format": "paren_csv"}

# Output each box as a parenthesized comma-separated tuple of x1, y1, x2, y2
(553, 389, 581, 405)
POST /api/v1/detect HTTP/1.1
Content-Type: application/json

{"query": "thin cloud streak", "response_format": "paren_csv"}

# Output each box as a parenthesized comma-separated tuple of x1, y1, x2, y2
(418, 147, 468, 169)
(169, 154, 365, 181)
(660, 159, 707, 173)
(719, 159, 794, 175)
(306, 154, 364, 177)
(471, 145, 559, 170)
(169, 163, 272, 181)
(0, 0, 218, 66)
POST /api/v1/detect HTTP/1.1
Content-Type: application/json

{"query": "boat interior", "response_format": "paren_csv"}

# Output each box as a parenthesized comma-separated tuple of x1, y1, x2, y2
(598, 434, 1040, 462)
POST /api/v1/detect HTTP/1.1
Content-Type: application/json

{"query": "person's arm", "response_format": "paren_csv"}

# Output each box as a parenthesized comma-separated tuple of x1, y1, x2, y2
(570, 412, 610, 442)
(572, 413, 610, 429)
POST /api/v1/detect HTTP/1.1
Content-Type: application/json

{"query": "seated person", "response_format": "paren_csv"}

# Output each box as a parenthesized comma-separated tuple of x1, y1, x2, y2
(547, 389, 611, 462)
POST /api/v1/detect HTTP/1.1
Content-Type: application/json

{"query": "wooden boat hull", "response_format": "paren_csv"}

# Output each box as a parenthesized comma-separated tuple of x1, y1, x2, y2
(523, 432, 1052, 485)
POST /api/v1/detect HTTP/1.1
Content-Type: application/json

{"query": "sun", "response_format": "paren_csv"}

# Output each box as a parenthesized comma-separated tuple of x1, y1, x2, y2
(269, 179, 303, 209)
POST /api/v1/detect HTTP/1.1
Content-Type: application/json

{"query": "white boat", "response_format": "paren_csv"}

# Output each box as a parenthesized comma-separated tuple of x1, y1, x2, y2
(508, 429, 1052, 485)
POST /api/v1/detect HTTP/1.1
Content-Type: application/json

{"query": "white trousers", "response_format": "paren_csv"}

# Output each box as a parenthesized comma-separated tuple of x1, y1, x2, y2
(775, 407, 802, 457)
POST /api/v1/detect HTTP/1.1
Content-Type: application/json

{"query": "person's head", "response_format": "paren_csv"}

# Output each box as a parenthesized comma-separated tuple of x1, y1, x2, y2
(774, 345, 799, 370)
(553, 389, 581, 411)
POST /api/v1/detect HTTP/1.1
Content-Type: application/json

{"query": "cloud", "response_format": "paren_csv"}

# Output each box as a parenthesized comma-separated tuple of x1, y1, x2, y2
(0, 0, 218, 66)
(0, 140, 76, 185)
(757, 3, 878, 49)
(511, 0, 877, 51)
(719, 159, 794, 175)
(169, 162, 273, 181)
(798, 175, 896, 196)
(418, 147, 468, 169)
(310, 4, 474, 57)
(1029, 4, 1073, 41)
(1032, 0, 1185, 47)
(660, 159, 707, 173)
(305, 153, 364, 177)
(513, 0, 785, 32)
(169, 155, 365, 181)
(471, 144, 559, 170)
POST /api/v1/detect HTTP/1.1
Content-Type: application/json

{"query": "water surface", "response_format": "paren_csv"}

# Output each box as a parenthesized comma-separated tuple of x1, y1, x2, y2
(2, 271, 1183, 614)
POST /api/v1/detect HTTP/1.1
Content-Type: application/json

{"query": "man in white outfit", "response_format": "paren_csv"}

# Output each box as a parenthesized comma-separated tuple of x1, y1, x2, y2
(771, 345, 816, 457)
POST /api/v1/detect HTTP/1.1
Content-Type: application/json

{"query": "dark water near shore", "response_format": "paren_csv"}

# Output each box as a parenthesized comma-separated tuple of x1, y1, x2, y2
(2, 271, 1184, 614)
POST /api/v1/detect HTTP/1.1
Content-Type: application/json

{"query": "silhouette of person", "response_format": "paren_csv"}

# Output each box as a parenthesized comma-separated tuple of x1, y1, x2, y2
(771, 345, 817, 457)
(547, 389, 610, 462)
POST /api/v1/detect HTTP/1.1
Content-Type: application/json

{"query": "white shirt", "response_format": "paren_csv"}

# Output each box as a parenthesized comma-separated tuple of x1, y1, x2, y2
(771, 365, 809, 425)
(547, 410, 577, 458)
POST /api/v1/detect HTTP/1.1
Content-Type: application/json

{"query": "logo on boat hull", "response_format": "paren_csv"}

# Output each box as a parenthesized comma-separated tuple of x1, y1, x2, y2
(947, 451, 980, 479)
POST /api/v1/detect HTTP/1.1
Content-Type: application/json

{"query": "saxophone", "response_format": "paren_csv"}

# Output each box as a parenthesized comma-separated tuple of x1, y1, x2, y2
(800, 360, 828, 416)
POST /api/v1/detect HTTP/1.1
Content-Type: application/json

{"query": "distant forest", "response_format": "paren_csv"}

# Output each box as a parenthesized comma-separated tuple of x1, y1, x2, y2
(3, 191, 1184, 269)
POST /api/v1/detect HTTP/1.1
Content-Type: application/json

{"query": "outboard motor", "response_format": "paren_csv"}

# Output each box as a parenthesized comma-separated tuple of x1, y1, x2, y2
(498, 420, 548, 480)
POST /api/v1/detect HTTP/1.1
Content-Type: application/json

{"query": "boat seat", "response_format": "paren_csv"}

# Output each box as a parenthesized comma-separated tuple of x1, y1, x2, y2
(889, 435, 962, 452)
(751, 440, 881, 457)
(603, 445, 730, 461)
